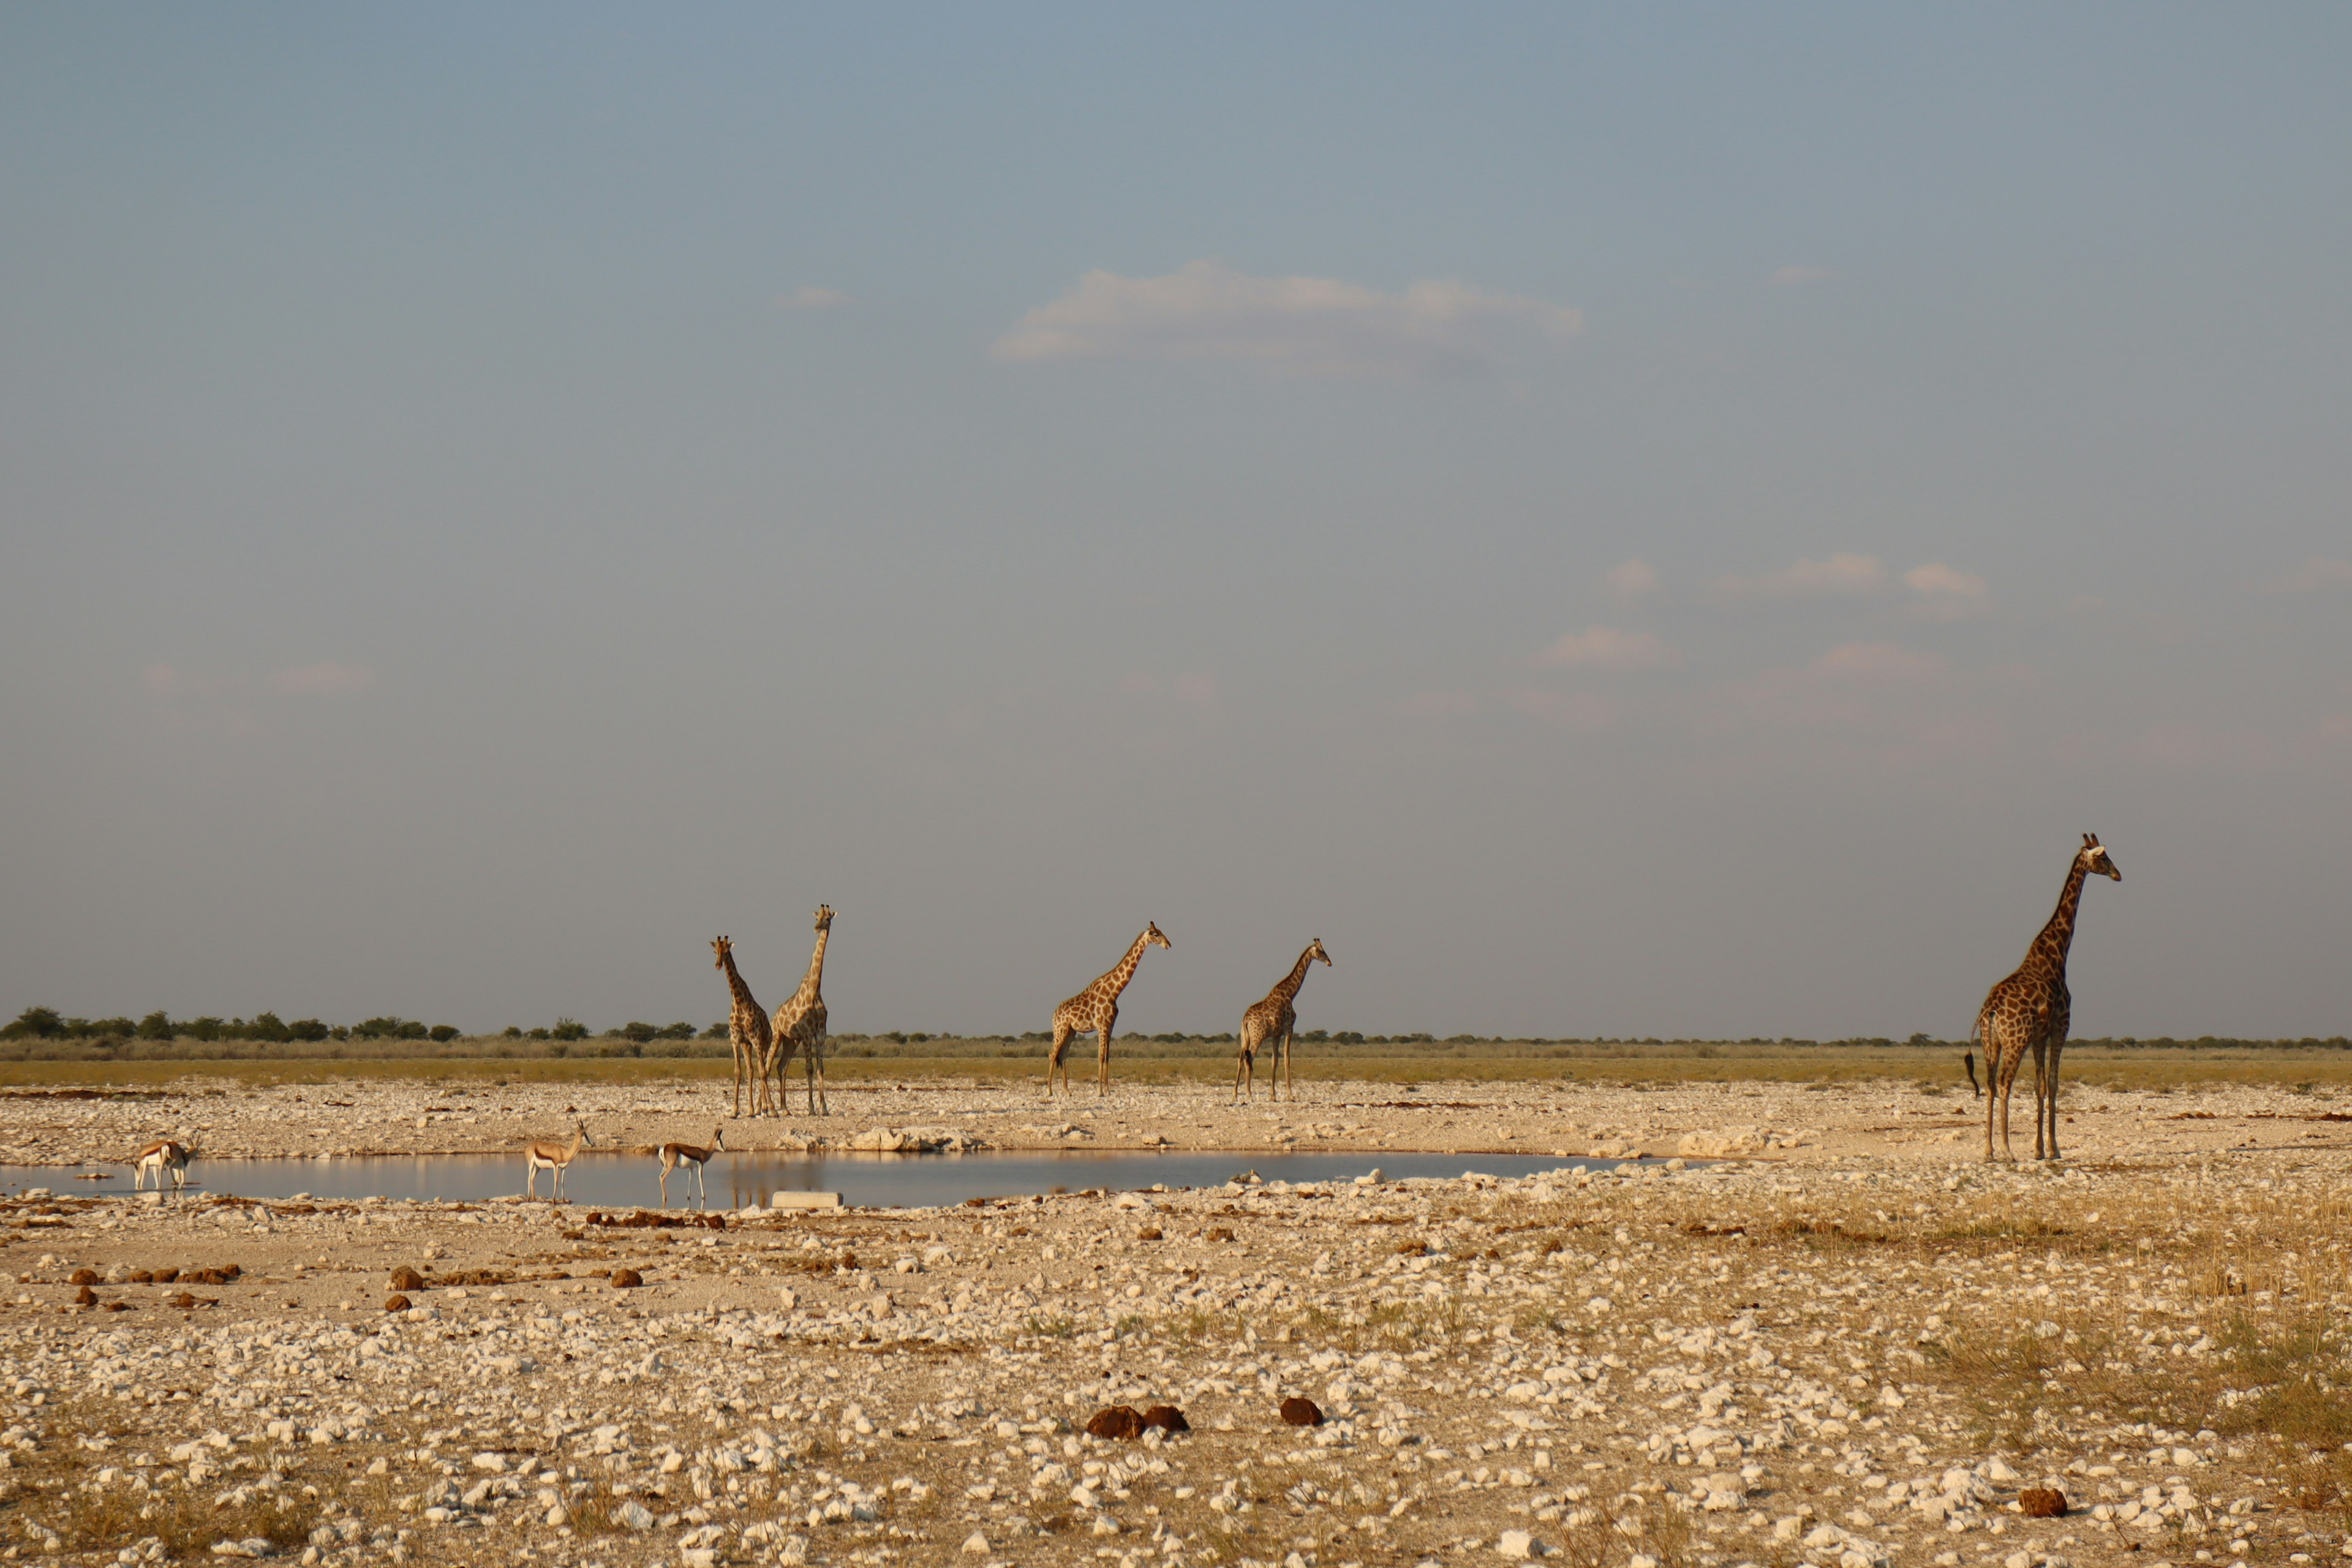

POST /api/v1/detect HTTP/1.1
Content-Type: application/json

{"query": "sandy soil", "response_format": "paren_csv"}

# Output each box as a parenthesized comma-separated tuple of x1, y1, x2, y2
(2, 1078, 2346, 1568)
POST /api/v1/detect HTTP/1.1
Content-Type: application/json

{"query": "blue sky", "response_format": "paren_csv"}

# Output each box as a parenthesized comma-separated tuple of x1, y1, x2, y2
(3, 5, 2348, 1039)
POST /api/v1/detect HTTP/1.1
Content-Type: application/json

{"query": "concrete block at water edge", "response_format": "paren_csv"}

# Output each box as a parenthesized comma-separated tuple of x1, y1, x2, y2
(771, 1191, 844, 1210)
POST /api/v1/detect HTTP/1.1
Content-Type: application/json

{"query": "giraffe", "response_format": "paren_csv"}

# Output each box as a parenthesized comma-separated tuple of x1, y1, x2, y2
(766, 905, 834, 1117)
(1234, 939, 1332, 1104)
(712, 936, 775, 1119)
(1047, 922, 1172, 1099)
(1974, 833, 2121, 1163)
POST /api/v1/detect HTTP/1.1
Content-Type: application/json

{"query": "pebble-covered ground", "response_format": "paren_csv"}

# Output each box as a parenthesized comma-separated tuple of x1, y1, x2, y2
(7, 1073, 2352, 1167)
(4, 1078, 2350, 1568)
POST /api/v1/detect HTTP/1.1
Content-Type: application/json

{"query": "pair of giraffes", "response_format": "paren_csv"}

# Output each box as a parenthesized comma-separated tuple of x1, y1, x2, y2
(1042, 924, 1335, 1104)
(711, 906, 835, 1120)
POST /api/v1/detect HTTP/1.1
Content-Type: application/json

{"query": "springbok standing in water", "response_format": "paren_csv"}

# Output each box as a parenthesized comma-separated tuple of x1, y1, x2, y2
(134, 1139, 192, 1194)
(655, 1126, 725, 1208)
(524, 1121, 593, 1200)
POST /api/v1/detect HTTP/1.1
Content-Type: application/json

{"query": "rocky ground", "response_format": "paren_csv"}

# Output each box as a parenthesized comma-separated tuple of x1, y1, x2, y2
(2, 1078, 2350, 1568)
(8, 1074, 2352, 1168)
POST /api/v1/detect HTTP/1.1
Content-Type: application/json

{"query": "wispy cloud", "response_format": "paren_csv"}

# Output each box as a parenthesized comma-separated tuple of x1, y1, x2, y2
(2253, 557, 2352, 595)
(778, 285, 850, 310)
(272, 662, 372, 696)
(1768, 266, 1834, 287)
(1901, 562, 1992, 620)
(1538, 625, 1678, 671)
(1604, 558, 1659, 601)
(992, 259, 1582, 382)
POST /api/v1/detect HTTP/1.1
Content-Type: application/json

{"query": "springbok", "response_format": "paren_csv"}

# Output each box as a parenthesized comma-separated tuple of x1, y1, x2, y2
(134, 1140, 192, 1194)
(655, 1125, 726, 1208)
(524, 1121, 593, 1200)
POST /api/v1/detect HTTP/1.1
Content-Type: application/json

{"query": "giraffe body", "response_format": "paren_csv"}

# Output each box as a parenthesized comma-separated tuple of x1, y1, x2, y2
(1048, 922, 1171, 1099)
(767, 906, 834, 1117)
(711, 937, 775, 1118)
(1235, 940, 1332, 1104)
(1975, 834, 2120, 1163)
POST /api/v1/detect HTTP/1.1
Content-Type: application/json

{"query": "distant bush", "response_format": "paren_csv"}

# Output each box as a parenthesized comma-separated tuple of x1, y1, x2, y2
(428, 1025, 459, 1043)
(286, 1018, 330, 1042)
(137, 1011, 174, 1041)
(550, 1019, 588, 1042)
(245, 1012, 290, 1043)
(1, 1007, 63, 1040)
(527, 1027, 551, 1041)
(184, 1017, 225, 1042)
(503, 1026, 524, 1039)
(700, 1022, 729, 1039)
(352, 1017, 428, 1041)
(612, 1022, 660, 1044)
(1332, 1030, 1365, 1045)
(658, 1022, 695, 1040)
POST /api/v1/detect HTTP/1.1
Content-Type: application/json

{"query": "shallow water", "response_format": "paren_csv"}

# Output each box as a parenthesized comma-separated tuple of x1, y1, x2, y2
(8, 1148, 1647, 1209)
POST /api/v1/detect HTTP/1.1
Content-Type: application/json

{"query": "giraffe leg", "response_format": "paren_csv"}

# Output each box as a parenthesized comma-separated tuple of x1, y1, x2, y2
(1098, 1025, 1113, 1098)
(1281, 1027, 1294, 1102)
(2028, 1038, 2047, 1161)
(1234, 1038, 1251, 1105)
(2055, 1040, 2070, 1159)
(1047, 1024, 1071, 1101)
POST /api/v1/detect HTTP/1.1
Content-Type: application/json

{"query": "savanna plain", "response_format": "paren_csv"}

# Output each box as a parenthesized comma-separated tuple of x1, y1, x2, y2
(6, 1041, 2351, 1568)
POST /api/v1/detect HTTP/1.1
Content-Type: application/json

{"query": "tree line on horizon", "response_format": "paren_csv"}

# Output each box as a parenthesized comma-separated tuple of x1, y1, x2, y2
(1, 1006, 2344, 1053)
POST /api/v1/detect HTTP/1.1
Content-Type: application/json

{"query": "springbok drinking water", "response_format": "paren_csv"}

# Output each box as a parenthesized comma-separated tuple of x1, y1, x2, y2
(134, 1139, 191, 1194)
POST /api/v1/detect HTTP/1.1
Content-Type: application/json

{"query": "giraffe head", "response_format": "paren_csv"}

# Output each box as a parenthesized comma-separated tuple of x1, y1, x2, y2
(1145, 921, 1172, 951)
(2078, 833, 2120, 881)
(712, 936, 734, 970)
(1308, 938, 1332, 967)
(813, 905, 835, 932)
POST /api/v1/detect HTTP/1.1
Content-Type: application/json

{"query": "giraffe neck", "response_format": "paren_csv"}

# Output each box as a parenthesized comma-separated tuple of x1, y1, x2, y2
(1102, 930, 1153, 999)
(1272, 945, 1318, 1003)
(793, 929, 830, 1006)
(2025, 862, 2092, 976)
(720, 952, 761, 1016)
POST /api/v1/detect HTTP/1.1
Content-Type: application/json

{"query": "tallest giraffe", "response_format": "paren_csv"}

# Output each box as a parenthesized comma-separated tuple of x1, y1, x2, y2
(1975, 833, 2122, 1163)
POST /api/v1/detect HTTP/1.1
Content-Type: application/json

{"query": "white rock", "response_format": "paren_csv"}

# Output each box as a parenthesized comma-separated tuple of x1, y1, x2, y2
(614, 1499, 657, 1531)
(961, 1531, 991, 1555)
(1496, 1528, 1544, 1558)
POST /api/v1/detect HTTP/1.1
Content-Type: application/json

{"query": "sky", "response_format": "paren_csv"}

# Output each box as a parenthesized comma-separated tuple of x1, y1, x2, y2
(2, 5, 2348, 1042)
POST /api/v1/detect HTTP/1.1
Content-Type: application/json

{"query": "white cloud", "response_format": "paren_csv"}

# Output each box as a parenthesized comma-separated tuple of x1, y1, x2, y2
(778, 286, 850, 309)
(1604, 558, 1659, 601)
(2255, 557, 2352, 595)
(1714, 552, 1888, 599)
(1539, 625, 1678, 671)
(1769, 266, 1834, 287)
(272, 662, 372, 696)
(991, 258, 1582, 382)
(1901, 562, 1992, 620)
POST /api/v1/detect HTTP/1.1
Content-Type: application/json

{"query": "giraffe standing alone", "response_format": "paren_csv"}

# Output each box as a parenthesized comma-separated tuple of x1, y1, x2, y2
(1234, 939, 1332, 1104)
(1975, 834, 2121, 1163)
(711, 937, 775, 1119)
(766, 905, 834, 1117)
(1047, 922, 1171, 1099)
